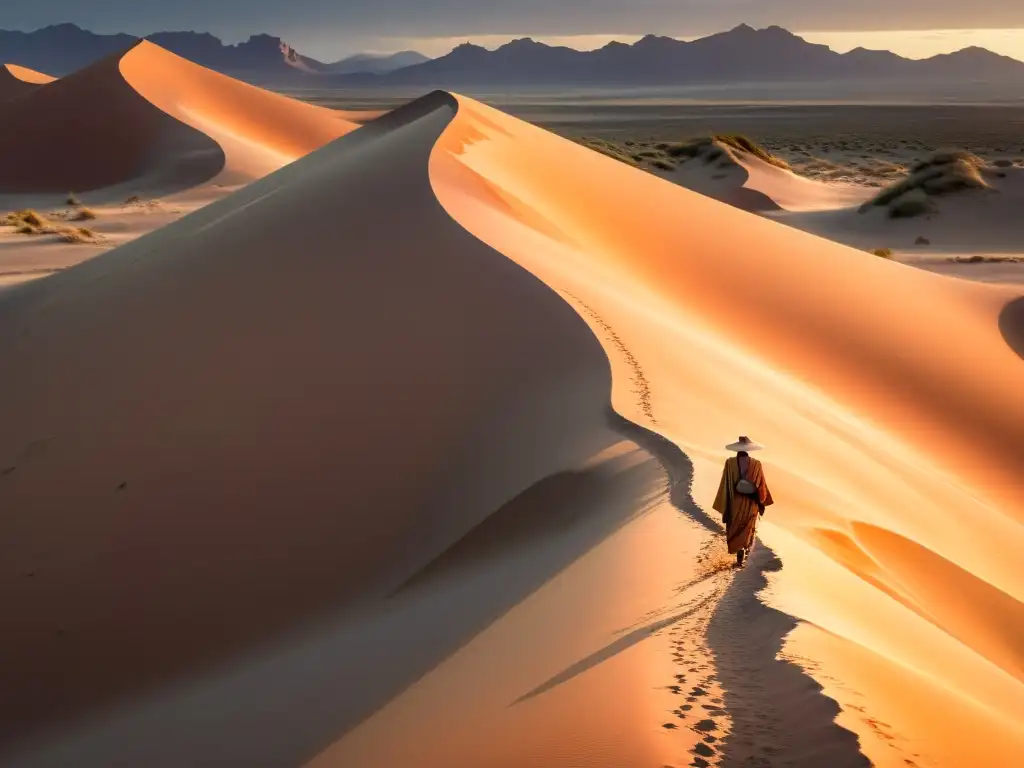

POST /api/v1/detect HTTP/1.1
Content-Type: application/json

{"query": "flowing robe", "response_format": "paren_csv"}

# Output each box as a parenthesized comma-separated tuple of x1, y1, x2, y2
(712, 456, 774, 554)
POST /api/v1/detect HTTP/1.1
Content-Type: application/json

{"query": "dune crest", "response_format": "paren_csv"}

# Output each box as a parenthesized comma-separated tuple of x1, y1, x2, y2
(429, 93, 1024, 766)
(670, 142, 874, 212)
(0, 63, 54, 102)
(0, 41, 359, 195)
(118, 41, 360, 183)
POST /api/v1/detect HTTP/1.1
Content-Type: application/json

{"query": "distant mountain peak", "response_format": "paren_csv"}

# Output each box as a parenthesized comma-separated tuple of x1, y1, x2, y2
(502, 37, 543, 49)
(634, 33, 679, 47)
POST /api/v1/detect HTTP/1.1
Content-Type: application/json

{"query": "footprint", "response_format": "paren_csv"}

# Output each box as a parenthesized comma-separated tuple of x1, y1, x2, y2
(681, 705, 693, 711)
(691, 759, 709, 768)
(694, 719, 717, 732)
(662, 723, 678, 730)
(694, 743, 716, 757)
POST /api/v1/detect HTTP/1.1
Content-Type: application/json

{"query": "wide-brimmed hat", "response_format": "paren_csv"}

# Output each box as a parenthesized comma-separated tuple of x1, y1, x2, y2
(725, 436, 764, 452)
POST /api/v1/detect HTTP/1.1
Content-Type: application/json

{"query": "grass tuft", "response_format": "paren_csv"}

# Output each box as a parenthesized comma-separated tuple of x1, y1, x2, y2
(71, 207, 97, 221)
(867, 150, 990, 216)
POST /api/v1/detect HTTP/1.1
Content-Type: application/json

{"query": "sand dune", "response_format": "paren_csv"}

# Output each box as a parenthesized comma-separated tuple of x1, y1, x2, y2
(0, 64, 54, 102)
(0, 42, 365, 289)
(781, 164, 1024, 265)
(429, 95, 1024, 766)
(0, 92, 625, 764)
(0, 41, 358, 195)
(1, 85, 1022, 768)
(665, 146, 875, 213)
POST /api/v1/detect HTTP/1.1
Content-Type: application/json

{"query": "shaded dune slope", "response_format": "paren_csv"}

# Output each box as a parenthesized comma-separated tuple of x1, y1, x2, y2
(428, 95, 1024, 765)
(0, 91, 618, 754)
(0, 64, 54, 103)
(0, 41, 358, 195)
(1000, 296, 1024, 359)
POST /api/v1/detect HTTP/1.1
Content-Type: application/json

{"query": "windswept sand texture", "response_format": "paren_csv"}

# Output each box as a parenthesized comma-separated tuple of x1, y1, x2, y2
(0, 86, 1022, 768)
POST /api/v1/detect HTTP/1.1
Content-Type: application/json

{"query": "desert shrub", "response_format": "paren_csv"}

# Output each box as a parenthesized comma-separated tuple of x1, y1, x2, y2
(889, 190, 935, 218)
(16, 209, 45, 228)
(868, 150, 990, 211)
(663, 139, 712, 159)
(577, 137, 639, 166)
(71, 207, 97, 221)
(915, 235, 931, 245)
(3, 209, 49, 232)
(909, 149, 983, 174)
(714, 134, 790, 169)
(872, 248, 894, 258)
(54, 227, 97, 244)
(662, 134, 789, 170)
(651, 159, 676, 171)
(66, 193, 81, 206)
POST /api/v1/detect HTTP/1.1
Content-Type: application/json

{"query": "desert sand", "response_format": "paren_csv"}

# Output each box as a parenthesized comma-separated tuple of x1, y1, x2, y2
(0, 60, 1021, 768)
(0, 41, 366, 286)
(425, 95, 1024, 768)
(573, 131, 1024, 286)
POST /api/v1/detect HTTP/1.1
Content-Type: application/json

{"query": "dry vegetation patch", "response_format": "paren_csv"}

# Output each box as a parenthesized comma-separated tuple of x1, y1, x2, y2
(2, 209, 103, 244)
(862, 150, 996, 218)
(575, 133, 789, 176)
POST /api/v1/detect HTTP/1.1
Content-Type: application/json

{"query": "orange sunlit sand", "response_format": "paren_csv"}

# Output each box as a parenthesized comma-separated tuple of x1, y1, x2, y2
(0, 46, 1021, 768)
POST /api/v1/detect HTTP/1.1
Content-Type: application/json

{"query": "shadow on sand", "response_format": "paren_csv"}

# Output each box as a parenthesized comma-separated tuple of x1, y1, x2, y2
(998, 296, 1024, 361)
(608, 411, 870, 767)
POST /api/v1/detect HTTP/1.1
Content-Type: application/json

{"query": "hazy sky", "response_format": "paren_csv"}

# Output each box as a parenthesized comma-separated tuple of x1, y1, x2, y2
(9, 2, 1024, 60)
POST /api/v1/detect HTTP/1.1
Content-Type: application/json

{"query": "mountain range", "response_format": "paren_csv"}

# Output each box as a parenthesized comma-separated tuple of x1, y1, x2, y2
(0, 24, 426, 80)
(347, 25, 1024, 86)
(1, 23, 1022, 87)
